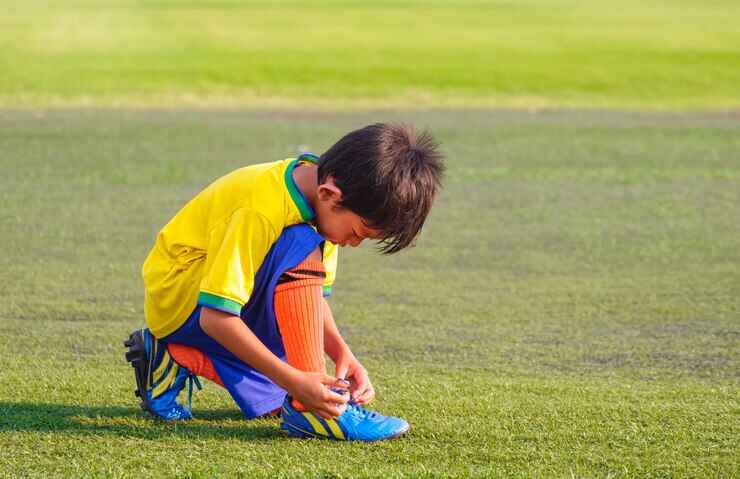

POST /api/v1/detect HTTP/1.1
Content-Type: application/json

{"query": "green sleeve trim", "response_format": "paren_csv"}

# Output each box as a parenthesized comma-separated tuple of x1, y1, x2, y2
(322, 285, 332, 297)
(284, 159, 316, 222)
(198, 292, 243, 316)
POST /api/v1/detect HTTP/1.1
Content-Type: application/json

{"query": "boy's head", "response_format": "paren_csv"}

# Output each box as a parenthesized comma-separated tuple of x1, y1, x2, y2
(315, 123, 444, 254)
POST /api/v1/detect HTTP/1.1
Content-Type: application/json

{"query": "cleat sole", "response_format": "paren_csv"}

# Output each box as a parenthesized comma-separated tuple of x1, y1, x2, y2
(280, 422, 318, 439)
(124, 330, 152, 414)
(124, 329, 195, 422)
(280, 418, 410, 442)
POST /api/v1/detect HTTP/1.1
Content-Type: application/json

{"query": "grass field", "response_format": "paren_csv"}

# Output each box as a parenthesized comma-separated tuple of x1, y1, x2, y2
(1, 109, 738, 477)
(2, 0, 740, 109)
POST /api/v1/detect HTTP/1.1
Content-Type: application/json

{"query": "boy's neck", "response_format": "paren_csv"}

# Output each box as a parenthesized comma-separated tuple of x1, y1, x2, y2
(292, 163, 319, 213)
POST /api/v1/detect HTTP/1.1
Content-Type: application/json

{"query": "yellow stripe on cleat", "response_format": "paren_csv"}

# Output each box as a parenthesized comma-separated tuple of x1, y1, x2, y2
(325, 419, 345, 440)
(302, 413, 329, 437)
(152, 351, 170, 384)
(152, 363, 179, 398)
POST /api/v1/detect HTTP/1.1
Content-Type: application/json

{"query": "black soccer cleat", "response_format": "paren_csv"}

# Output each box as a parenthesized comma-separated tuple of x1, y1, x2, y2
(124, 328, 200, 420)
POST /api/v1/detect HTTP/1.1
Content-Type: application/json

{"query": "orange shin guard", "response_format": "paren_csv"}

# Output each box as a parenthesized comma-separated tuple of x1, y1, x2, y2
(167, 344, 224, 387)
(274, 259, 327, 411)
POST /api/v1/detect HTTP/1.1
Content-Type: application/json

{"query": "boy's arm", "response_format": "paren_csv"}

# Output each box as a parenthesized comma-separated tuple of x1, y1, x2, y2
(199, 306, 348, 418)
(323, 299, 352, 363)
(322, 299, 375, 405)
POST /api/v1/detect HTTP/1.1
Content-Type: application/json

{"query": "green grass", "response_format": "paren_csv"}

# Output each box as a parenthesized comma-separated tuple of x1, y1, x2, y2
(1, 109, 738, 477)
(2, 0, 740, 109)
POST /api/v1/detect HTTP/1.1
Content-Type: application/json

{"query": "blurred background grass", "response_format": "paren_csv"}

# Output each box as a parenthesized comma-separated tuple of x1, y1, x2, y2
(2, 0, 739, 109)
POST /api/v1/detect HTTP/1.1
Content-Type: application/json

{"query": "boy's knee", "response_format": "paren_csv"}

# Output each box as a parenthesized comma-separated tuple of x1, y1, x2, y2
(277, 247, 326, 289)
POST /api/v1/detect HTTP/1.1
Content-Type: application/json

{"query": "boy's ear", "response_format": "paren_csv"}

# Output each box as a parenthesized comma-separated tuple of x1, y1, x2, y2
(317, 178, 343, 205)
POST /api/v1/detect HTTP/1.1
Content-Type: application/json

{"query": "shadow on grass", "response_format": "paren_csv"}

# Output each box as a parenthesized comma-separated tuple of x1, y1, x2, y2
(0, 402, 284, 442)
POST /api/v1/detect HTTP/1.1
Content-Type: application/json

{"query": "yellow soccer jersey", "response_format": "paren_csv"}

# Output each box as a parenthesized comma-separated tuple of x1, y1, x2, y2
(142, 157, 338, 338)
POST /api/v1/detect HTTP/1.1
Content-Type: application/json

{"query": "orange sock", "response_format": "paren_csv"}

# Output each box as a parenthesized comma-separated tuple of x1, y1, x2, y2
(274, 259, 326, 411)
(167, 343, 224, 387)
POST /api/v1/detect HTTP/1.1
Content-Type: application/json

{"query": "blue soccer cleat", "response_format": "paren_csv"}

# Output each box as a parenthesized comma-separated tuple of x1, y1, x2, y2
(124, 328, 201, 420)
(280, 396, 410, 441)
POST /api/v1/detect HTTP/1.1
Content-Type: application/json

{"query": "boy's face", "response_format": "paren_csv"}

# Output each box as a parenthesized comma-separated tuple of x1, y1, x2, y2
(314, 178, 382, 247)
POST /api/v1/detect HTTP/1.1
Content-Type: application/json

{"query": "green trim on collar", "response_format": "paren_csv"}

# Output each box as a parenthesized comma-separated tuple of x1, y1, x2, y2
(198, 292, 243, 316)
(322, 285, 332, 297)
(297, 152, 320, 164)
(284, 159, 316, 221)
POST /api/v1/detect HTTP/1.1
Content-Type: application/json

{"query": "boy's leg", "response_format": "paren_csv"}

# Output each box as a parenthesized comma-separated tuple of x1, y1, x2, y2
(273, 246, 327, 410)
(128, 223, 408, 437)
(166, 343, 280, 417)
(127, 224, 325, 420)
(273, 249, 411, 442)
(163, 246, 327, 415)
(167, 344, 224, 387)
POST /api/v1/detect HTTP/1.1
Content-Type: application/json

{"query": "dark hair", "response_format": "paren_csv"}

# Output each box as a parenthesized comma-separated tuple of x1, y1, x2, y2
(318, 123, 445, 254)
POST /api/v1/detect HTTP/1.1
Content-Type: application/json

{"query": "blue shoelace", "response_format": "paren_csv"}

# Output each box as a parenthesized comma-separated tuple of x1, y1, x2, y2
(186, 373, 203, 412)
(346, 403, 378, 420)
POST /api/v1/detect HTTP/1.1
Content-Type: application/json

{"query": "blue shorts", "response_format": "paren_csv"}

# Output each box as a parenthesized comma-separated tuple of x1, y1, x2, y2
(160, 224, 325, 419)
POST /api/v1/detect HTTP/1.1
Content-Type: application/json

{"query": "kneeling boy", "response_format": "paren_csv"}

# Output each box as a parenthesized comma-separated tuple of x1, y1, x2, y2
(125, 123, 444, 441)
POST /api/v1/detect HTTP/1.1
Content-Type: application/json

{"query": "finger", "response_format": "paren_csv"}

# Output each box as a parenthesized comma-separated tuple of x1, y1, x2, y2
(350, 387, 367, 401)
(348, 372, 368, 398)
(349, 381, 364, 399)
(334, 402, 348, 416)
(333, 378, 351, 391)
(304, 398, 336, 420)
(335, 364, 349, 380)
(314, 408, 334, 420)
(354, 385, 375, 405)
(352, 374, 369, 395)
(325, 388, 350, 405)
(319, 374, 337, 386)
(315, 400, 346, 420)
(320, 374, 349, 390)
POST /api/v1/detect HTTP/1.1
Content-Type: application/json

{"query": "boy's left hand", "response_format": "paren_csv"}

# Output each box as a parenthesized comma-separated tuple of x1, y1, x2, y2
(335, 352, 374, 405)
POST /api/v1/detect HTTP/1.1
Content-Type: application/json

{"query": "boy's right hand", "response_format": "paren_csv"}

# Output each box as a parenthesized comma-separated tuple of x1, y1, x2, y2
(288, 371, 350, 419)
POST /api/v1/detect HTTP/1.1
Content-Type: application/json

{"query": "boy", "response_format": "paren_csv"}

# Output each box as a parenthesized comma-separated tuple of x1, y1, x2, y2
(124, 123, 444, 441)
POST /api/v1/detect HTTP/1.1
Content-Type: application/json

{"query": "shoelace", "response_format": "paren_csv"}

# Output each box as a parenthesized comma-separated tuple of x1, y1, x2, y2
(186, 373, 203, 412)
(346, 403, 378, 420)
